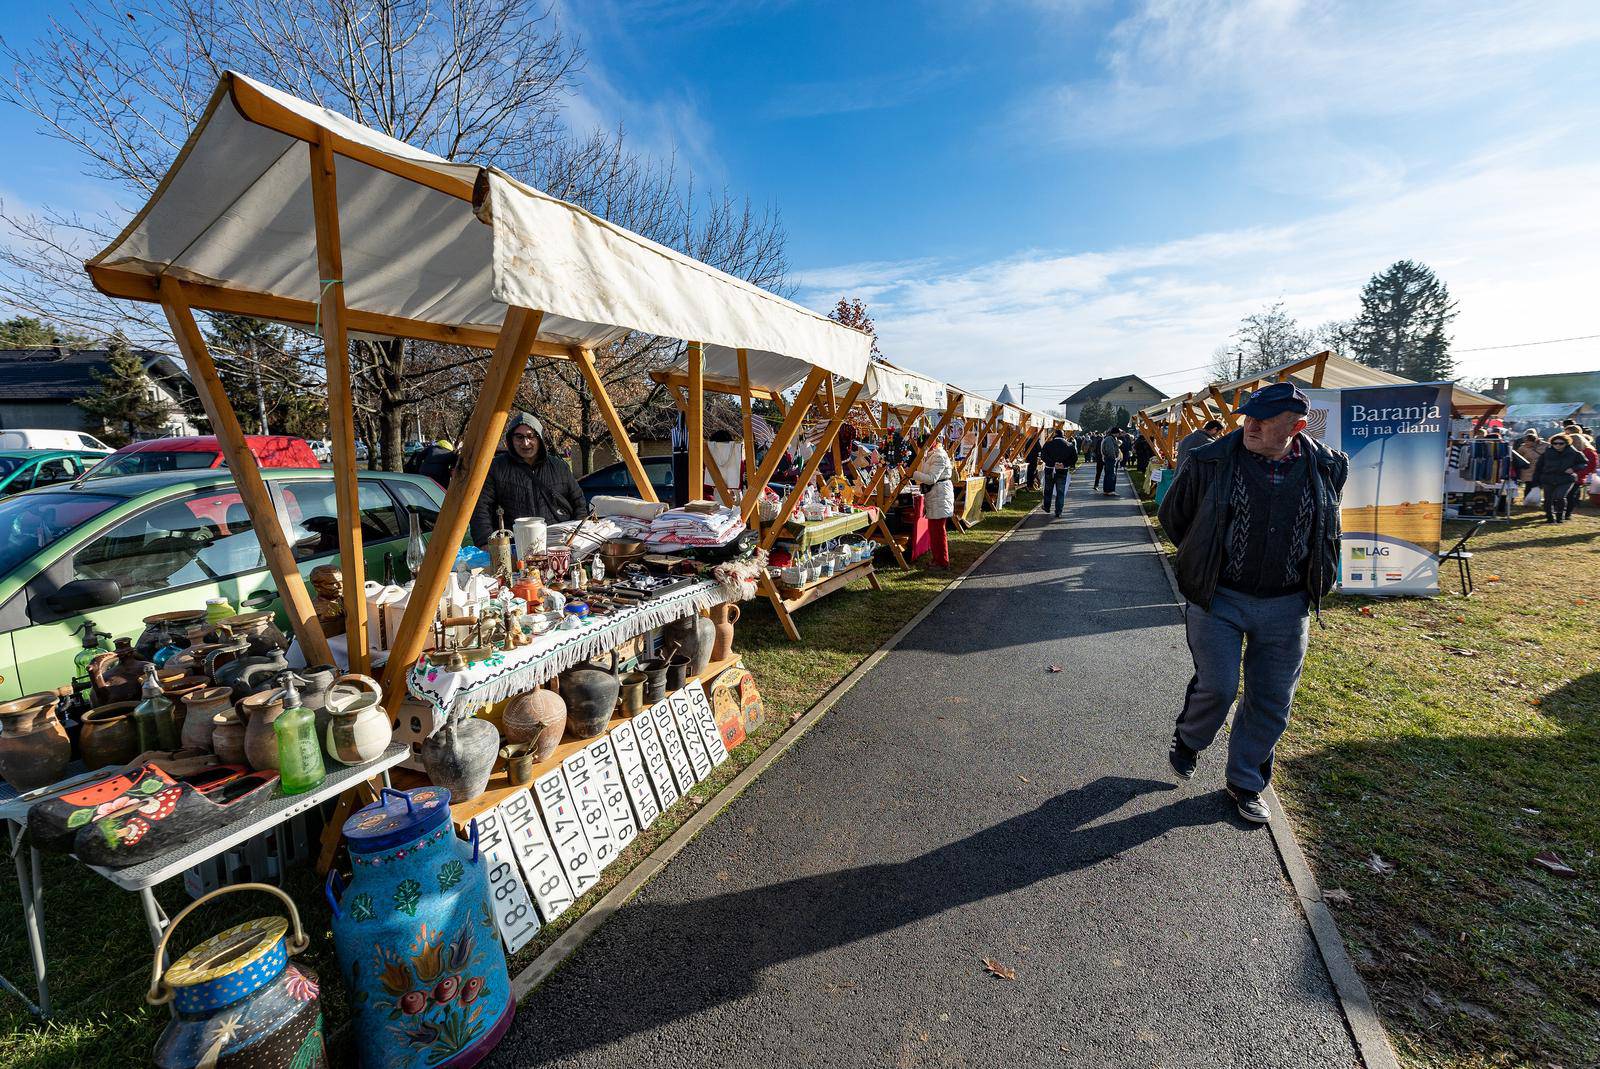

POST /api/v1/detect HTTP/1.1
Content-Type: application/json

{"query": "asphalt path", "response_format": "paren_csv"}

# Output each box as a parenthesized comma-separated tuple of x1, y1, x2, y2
(489, 467, 1360, 1069)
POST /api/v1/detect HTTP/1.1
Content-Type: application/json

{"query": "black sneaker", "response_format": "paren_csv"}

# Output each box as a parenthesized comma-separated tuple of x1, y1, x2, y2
(1168, 729, 1197, 780)
(1226, 783, 1270, 824)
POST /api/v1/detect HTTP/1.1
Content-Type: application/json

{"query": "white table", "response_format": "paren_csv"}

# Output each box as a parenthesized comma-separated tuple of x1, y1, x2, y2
(0, 742, 408, 1016)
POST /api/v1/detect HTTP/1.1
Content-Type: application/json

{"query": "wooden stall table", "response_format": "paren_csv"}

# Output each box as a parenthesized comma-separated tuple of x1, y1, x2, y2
(758, 507, 881, 641)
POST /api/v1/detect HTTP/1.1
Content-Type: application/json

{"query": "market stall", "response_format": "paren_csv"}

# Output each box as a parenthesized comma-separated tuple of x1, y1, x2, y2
(0, 68, 866, 1059)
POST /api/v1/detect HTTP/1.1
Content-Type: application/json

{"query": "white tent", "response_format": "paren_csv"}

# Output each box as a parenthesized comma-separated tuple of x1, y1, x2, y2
(89, 71, 873, 381)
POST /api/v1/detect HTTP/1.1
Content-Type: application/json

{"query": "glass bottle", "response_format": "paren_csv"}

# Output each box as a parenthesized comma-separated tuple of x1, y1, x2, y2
(273, 671, 326, 795)
(382, 551, 396, 586)
(133, 665, 179, 752)
(74, 622, 113, 680)
(405, 511, 426, 580)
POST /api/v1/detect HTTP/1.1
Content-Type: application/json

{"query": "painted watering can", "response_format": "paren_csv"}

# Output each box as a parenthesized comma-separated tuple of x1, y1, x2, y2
(147, 882, 327, 1068)
(326, 787, 513, 1068)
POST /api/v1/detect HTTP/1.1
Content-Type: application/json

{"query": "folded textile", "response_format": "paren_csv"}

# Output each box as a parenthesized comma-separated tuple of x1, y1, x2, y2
(646, 505, 746, 549)
(592, 495, 669, 522)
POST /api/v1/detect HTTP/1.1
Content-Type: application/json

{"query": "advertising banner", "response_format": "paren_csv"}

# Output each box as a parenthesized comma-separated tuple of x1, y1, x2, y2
(1302, 383, 1450, 596)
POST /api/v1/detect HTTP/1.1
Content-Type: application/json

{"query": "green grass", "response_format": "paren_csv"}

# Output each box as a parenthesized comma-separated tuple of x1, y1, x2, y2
(1145, 492, 1599, 1069)
(0, 494, 1039, 1068)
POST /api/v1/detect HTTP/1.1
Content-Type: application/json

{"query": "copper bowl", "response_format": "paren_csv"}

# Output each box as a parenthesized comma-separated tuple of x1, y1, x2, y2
(600, 538, 647, 571)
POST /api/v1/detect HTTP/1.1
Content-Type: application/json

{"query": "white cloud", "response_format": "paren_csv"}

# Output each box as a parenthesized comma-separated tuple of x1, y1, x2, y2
(765, 69, 964, 120)
(796, 157, 1600, 398)
(1032, 0, 1600, 147)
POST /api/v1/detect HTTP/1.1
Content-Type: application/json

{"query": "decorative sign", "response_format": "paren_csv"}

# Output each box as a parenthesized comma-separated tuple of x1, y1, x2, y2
(609, 719, 662, 829)
(470, 806, 541, 953)
(587, 736, 638, 851)
(668, 690, 714, 782)
(496, 787, 574, 925)
(630, 708, 680, 811)
(684, 681, 730, 766)
(649, 698, 699, 794)
(562, 747, 619, 871)
(533, 767, 602, 898)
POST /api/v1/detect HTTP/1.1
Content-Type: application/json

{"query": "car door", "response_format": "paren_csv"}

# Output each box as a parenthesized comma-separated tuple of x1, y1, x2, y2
(271, 475, 412, 587)
(11, 487, 277, 695)
(30, 456, 79, 489)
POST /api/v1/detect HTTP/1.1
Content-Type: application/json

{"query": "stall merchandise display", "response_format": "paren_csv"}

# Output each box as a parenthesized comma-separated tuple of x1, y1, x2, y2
(325, 675, 393, 765)
(328, 787, 513, 1069)
(76, 766, 280, 869)
(80, 700, 140, 768)
(501, 686, 567, 760)
(659, 613, 715, 678)
(559, 652, 621, 739)
(272, 674, 327, 795)
(0, 692, 70, 791)
(421, 714, 501, 804)
(149, 883, 326, 1069)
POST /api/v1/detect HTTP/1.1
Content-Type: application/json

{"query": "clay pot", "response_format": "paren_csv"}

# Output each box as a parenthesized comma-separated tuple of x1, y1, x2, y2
(135, 609, 206, 661)
(502, 685, 567, 761)
(0, 693, 70, 791)
(296, 664, 338, 741)
(324, 674, 391, 765)
(660, 613, 715, 679)
(421, 715, 499, 802)
(237, 688, 286, 771)
(709, 603, 740, 662)
(89, 639, 150, 705)
(180, 686, 233, 752)
(211, 710, 248, 765)
(559, 651, 619, 739)
(222, 611, 289, 655)
(160, 673, 211, 706)
(80, 701, 140, 768)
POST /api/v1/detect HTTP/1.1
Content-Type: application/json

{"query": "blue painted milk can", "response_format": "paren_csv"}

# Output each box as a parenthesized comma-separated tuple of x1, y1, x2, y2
(147, 882, 327, 1068)
(327, 787, 513, 1068)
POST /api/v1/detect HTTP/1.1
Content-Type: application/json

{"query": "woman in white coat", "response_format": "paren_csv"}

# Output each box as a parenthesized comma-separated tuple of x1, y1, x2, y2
(911, 434, 955, 568)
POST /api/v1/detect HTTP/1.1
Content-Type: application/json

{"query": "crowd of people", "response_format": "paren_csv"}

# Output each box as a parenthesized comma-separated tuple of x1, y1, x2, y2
(1495, 419, 1599, 524)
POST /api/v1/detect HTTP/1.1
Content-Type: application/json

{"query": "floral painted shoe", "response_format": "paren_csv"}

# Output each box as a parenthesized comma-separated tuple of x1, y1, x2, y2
(75, 770, 279, 869)
(25, 762, 176, 854)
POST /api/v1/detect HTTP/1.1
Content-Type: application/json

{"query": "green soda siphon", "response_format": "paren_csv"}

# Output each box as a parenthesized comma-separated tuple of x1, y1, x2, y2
(272, 671, 326, 794)
(132, 664, 180, 751)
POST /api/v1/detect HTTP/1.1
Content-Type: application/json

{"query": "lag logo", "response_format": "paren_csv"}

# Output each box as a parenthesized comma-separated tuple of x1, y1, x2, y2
(1350, 545, 1390, 561)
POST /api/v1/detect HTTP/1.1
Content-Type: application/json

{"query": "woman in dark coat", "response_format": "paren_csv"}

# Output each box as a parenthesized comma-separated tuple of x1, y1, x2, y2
(1532, 434, 1587, 523)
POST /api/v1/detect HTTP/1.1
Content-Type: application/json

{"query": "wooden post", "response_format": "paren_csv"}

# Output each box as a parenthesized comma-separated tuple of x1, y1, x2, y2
(759, 380, 866, 553)
(824, 377, 844, 478)
(740, 367, 827, 525)
(887, 395, 960, 502)
(380, 308, 544, 711)
(159, 279, 334, 667)
(1209, 386, 1241, 430)
(1311, 350, 1328, 387)
(574, 347, 658, 503)
(686, 342, 704, 501)
(668, 385, 735, 507)
(737, 348, 755, 498)
(309, 138, 368, 673)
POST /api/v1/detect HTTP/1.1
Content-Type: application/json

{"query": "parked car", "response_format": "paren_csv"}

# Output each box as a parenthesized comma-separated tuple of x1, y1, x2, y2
(0, 428, 112, 451)
(82, 435, 320, 479)
(578, 456, 674, 502)
(0, 450, 111, 497)
(0, 468, 445, 699)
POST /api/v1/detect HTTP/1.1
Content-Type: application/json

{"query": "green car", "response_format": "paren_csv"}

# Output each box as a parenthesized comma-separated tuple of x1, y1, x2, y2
(0, 449, 110, 497)
(0, 468, 445, 701)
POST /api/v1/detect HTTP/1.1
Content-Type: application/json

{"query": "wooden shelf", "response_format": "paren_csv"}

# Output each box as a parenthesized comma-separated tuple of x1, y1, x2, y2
(778, 559, 877, 612)
(391, 653, 745, 828)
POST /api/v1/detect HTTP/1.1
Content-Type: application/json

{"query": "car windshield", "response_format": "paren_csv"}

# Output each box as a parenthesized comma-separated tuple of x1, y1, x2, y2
(0, 457, 22, 477)
(0, 492, 123, 580)
(84, 450, 217, 478)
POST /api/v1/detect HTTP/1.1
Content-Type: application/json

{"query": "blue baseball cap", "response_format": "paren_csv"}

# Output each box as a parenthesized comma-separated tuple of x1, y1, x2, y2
(1238, 382, 1310, 419)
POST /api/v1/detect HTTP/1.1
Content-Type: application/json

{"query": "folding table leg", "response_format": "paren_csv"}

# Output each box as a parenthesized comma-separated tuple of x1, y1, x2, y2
(140, 889, 170, 958)
(5, 824, 48, 1017)
(871, 517, 908, 570)
(759, 572, 802, 642)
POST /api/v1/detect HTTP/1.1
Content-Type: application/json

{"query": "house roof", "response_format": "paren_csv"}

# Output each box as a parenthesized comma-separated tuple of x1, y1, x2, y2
(1059, 375, 1167, 406)
(0, 347, 189, 402)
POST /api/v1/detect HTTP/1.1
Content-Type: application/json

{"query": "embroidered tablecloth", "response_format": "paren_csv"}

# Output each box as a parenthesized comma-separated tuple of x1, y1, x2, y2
(405, 580, 726, 719)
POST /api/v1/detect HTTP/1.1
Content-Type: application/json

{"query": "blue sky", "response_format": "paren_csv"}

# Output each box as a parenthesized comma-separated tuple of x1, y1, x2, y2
(4, 0, 1599, 403)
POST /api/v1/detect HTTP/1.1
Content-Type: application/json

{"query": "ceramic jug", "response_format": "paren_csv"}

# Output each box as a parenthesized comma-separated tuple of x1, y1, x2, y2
(297, 664, 339, 741)
(239, 688, 287, 771)
(558, 650, 619, 739)
(211, 708, 249, 766)
(326, 788, 513, 1069)
(224, 611, 290, 656)
(500, 685, 567, 760)
(420, 716, 499, 803)
(148, 882, 326, 1069)
(709, 603, 740, 661)
(79, 701, 140, 768)
(89, 639, 151, 705)
(230, 650, 291, 699)
(179, 686, 233, 752)
(659, 613, 715, 679)
(324, 674, 392, 765)
(0, 692, 69, 790)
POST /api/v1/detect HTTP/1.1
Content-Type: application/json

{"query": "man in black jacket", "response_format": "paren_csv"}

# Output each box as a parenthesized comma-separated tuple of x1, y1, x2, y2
(470, 413, 587, 545)
(1156, 383, 1348, 824)
(1039, 430, 1078, 517)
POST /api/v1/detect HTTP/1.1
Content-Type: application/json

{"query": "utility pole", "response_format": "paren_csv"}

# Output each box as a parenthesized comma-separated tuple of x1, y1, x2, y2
(1020, 382, 1026, 404)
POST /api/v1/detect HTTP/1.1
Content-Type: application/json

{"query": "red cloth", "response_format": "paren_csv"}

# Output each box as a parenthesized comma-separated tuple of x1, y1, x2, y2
(929, 517, 949, 569)
(899, 494, 931, 560)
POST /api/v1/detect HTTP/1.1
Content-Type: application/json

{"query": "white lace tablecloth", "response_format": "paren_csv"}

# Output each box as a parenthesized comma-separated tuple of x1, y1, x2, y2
(405, 580, 726, 719)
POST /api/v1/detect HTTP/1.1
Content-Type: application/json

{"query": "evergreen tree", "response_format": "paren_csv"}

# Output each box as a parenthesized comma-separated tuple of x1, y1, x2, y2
(75, 332, 171, 446)
(1077, 399, 1119, 432)
(0, 315, 90, 347)
(1350, 260, 1458, 380)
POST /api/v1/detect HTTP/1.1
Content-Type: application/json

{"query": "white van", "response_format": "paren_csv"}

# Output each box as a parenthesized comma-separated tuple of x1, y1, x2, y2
(0, 428, 112, 451)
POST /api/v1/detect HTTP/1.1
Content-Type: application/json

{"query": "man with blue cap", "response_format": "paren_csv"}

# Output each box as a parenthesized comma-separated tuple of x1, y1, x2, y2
(1156, 382, 1347, 823)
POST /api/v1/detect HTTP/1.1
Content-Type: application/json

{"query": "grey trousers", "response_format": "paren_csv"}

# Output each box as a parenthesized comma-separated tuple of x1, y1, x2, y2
(1177, 587, 1310, 793)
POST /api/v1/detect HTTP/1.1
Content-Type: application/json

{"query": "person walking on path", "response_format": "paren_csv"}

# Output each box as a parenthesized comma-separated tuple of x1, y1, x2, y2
(1156, 382, 1348, 824)
(1176, 419, 1224, 471)
(1532, 434, 1588, 523)
(1099, 428, 1124, 496)
(1039, 429, 1077, 518)
(1561, 425, 1597, 516)
(912, 434, 955, 568)
(1025, 438, 1042, 491)
(470, 413, 587, 544)
(1513, 428, 1546, 503)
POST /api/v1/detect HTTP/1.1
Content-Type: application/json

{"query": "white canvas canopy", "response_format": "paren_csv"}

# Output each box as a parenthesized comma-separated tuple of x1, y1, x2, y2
(862, 363, 949, 410)
(89, 72, 872, 380)
(954, 390, 995, 421)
